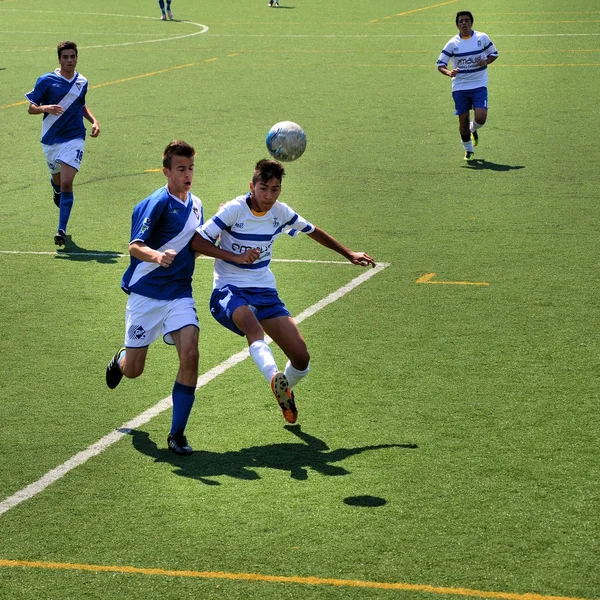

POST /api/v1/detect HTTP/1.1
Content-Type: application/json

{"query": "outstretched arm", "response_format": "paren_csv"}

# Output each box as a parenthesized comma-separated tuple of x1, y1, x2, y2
(307, 227, 375, 268)
(191, 232, 260, 264)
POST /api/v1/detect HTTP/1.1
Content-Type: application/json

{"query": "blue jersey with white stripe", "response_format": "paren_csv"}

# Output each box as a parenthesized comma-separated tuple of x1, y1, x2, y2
(198, 193, 315, 290)
(121, 186, 204, 300)
(437, 30, 498, 91)
(25, 70, 88, 145)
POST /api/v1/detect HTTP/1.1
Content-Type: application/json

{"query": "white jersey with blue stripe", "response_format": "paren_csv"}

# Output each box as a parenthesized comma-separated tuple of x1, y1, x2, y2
(198, 193, 315, 290)
(437, 31, 498, 91)
(25, 70, 88, 145)
(121, 186, 204, 300)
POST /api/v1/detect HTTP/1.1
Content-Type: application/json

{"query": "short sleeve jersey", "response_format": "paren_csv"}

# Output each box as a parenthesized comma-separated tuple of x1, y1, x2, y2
(121, 186, 204, 300)
(25, 69, 88, 145)
(197, 193, 315, 290)
(436, 31, 498, 91)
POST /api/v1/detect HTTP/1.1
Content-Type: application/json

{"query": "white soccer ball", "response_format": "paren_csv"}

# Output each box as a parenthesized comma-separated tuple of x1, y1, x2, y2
(265, 121, 307, 162)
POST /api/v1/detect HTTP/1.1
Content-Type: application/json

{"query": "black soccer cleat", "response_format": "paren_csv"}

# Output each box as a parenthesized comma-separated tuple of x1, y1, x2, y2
(54, 229, 66, 246)
(471, 129, 478, 147)
(106, 346, 125, 389)
(464, 151, 475, 162)
(53, 189, 61, 207)
(168, 432, 193, 456)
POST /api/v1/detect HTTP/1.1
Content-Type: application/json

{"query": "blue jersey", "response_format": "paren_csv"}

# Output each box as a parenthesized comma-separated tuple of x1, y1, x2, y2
(25, 69, 89, 145)
(121, 186, 204, 300)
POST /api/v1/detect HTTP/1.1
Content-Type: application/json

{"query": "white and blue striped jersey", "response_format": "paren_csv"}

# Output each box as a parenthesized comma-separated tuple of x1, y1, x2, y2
(25, 69, 89, 145)
(122, 186, 204, 300)
(198, 193, 315, 290)
(437, 31, 498, 91)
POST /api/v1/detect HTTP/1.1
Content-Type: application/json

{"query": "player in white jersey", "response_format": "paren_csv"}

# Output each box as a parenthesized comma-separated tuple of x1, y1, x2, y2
(25, 41, 100, 246)
(105, 141, 256, 456)
(191, 159, 375, 424)
(437, 12, 498, 161)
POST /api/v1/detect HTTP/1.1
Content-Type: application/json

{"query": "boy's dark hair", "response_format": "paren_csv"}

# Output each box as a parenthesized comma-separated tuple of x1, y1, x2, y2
(163, 140, 196, 169)
(455, 11, 474, 26)
(57, 41, 78, 58)
(252, 159, 286, 184)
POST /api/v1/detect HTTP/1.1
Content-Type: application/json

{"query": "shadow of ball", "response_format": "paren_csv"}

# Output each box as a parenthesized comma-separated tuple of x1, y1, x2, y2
(343, 495, 386, 507)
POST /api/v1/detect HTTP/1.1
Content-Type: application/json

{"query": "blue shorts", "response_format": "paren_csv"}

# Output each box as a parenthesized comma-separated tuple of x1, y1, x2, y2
(209, 285, 291, 337)
(452, 86, 488, 115)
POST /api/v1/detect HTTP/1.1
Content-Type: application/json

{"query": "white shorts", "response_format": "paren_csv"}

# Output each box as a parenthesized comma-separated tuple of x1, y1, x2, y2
(42, 138, 85, 175)
(124, 294, 199, 348)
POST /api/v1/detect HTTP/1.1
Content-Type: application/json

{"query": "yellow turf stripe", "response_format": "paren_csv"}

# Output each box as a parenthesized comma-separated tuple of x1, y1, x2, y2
(416, 273, 490, 286)
(0, 559, 591, 600)
(395, 0, 460, 18)
(0, 58, 221, 110)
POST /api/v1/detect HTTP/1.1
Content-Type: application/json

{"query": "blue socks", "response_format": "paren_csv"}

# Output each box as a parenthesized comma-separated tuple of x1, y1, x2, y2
(170, 381, 196, 436)
(58, 191, 74, 233)
(50, 178, 60, 193)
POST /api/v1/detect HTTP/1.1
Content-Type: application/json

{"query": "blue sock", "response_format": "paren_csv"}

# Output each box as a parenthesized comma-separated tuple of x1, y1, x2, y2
(159, 0, 165, 12)
(170, 381, 196, 436)
(50, 178, 60, 193)
(58, 191, 74, 232)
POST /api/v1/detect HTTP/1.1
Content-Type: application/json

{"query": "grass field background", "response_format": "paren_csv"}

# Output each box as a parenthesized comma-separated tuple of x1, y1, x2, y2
(0, 0, 598, 598)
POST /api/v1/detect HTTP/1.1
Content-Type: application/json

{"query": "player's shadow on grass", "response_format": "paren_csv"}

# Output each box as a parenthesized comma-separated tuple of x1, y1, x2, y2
(462, 159, 525, 171)
(54, 235, 122, 264)
(126, 426, 417, 486)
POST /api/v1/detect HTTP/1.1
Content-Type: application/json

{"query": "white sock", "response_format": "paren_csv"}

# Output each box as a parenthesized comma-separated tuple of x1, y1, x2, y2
(462, 140, 474, 152)
(470, 120, 483, 133)
(249, 340, 278, 382)
(284, 360, 310, 388)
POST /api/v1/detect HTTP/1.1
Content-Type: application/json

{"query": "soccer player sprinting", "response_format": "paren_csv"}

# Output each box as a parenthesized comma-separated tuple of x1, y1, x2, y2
(191, 159, 375, 424)
(25, 41, 100, 246)
(436, 11, 499, 161)
(105, 141, 256, 456)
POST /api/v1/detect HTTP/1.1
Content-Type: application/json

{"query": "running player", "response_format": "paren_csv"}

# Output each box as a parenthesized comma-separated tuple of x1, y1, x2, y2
(437, 11, 499, 161)
(25, 41, 100, 246)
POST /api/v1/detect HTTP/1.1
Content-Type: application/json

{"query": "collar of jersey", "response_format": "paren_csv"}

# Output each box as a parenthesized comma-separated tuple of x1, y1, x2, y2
(245, 192, 267, 216)
(165, 185, 189, 205)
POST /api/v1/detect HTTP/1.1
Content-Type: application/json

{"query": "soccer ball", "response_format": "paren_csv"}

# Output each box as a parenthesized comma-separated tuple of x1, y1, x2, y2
(266, 121, 307, 162)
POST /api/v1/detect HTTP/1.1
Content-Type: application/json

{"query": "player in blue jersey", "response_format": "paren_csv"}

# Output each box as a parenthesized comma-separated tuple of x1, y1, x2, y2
(105, 141, 258, 456)
(158, 0, 173, 20)
(437, 12, 498, 161)
(25, 41, 100, 246)
(190, 159, 375, 425)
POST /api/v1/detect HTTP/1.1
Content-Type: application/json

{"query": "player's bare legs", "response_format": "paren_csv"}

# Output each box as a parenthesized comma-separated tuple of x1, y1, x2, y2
(261, 316, 309, 372)
(171, 325, 199, 387)
(121, 347, 148, 379)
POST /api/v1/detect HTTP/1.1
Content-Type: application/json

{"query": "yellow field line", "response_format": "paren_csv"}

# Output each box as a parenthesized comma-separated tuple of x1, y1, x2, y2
(0, 58, 220, 110)
(0, 559, 591, 600)
(416, 273, 489, 286)
(369, 0, 458, 23)
(396, 0, 459, 18)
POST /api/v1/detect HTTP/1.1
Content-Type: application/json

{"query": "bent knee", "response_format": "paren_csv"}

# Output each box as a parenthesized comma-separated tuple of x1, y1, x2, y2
(293, 351, 310, 372)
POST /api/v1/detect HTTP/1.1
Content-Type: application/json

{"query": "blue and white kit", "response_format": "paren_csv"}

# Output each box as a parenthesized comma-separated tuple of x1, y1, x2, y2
(436, 31, 498, 91)
(197, 193, 315, 290)
(122, 186, 204, 300)
(25, 69, 89, 145)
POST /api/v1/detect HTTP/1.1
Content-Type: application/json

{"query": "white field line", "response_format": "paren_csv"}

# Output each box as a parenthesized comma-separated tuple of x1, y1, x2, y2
(0, 10, 208, 50)
(0, 262, 390, 518)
